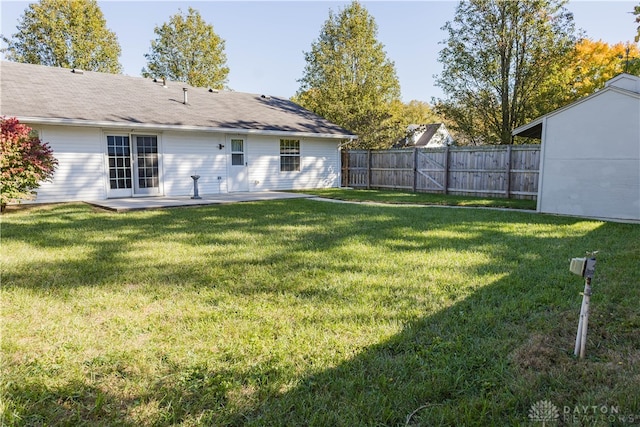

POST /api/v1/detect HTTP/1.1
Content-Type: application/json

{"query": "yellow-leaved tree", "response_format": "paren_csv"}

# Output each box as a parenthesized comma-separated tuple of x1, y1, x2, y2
(569, 38, 640, 98)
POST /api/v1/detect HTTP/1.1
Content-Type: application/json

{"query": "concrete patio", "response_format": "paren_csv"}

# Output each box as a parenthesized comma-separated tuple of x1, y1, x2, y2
(85, 191, 313, 212)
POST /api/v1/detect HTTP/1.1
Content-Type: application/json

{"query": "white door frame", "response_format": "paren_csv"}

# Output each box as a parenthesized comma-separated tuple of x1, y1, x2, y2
(105, 133, 162, 198)
(227, 136, 249, 192)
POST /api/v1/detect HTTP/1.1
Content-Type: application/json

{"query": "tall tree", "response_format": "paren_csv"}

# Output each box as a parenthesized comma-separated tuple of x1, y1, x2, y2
(634, 4, 640, 42)
(294, 1, 401, 149)
(1, 0, 121, 73)
(142, 7, 229, 89)
(531, 38, 640, 117)
(435, 0, 577, 145)
(570, 39, 640, 95)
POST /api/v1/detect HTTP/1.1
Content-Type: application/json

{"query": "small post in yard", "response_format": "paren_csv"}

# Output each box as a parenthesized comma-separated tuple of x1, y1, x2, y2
(570, 251, 598, 359)
(190, 174, 201, 199)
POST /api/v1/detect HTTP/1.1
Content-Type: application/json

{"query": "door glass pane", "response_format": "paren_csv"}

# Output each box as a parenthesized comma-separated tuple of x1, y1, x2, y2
(232, 153, 244, 165)
(135, 136, 158, 189)
(231, 139, 245, 166)
(107, 135, 132, 189)
(231, 139, 243, 152)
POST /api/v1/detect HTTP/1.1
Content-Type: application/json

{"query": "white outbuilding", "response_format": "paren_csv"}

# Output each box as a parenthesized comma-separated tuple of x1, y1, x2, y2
(513, 73, 640, 222)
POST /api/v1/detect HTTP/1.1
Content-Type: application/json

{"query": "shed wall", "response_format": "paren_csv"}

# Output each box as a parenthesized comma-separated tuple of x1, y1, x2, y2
(539, 90, 640, 220)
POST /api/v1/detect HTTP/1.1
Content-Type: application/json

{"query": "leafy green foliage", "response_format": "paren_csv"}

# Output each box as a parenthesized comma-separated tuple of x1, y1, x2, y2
(294, 1, 402, 149)
(0, 117, 58, 209)
(393, 100, 442, 128)
(142, 7, 229, 89)
(435, 0, 577, 145)
(0, 0, 121, 73)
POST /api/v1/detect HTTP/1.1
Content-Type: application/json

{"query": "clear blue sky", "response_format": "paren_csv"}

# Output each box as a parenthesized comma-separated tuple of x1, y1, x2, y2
(1, 1, 638, 102)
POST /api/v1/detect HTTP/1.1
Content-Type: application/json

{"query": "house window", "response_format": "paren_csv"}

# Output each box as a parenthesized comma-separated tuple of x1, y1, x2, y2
(280, 139, 300, 172)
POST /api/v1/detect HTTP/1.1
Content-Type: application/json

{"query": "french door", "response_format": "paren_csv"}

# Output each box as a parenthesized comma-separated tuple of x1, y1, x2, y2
(107, 135, 160, 197)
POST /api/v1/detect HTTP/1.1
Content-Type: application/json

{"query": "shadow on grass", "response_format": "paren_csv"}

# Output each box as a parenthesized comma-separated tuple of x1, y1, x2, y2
(2, 201, 639, 426)
(237, 218, 640, 426)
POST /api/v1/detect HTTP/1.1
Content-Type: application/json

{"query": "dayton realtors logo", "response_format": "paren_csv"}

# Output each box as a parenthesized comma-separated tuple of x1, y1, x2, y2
(529, 400, 638, 425)
(528, 400, 560, 425)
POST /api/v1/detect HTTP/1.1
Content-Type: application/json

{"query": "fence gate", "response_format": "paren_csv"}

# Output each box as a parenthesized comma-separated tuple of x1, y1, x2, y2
(416, 149, 447, 193)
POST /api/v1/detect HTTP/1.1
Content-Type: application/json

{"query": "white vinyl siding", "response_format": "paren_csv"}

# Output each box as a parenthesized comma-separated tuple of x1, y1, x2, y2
(15, 125, 341, 204)
(162, 131, 228, 196)
(298, 139, 341, 189)
(248, 136, 340, 191)
(27, 126, 106, 203)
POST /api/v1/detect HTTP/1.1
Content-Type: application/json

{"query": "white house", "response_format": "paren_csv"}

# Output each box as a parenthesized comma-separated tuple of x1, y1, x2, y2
(0, 61, 356, 203)
(513, 73, 640, 222)
(394, 123, 454, 148)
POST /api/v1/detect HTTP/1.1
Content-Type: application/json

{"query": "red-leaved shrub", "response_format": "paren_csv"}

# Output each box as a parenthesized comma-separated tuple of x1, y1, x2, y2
(1, 117, 58, 210)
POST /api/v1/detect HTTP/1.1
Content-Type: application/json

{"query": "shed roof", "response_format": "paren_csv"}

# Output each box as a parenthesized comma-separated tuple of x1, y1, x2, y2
(0, 61, 356, 139)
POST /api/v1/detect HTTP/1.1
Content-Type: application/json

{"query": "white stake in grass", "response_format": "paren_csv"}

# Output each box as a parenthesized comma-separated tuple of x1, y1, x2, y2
(570, 252, 598, 359)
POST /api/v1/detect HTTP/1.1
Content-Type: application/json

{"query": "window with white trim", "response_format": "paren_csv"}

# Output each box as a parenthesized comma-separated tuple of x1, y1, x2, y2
(280, 139, 300, 172)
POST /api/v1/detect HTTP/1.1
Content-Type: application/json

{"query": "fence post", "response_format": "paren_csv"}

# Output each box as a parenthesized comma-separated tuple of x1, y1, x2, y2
(443, 147, 450, 195)
(505, 145, 512, 199)
(412, 148, 418, 192)
(341, 150, 349, 187)
(367, 149, 372, 189)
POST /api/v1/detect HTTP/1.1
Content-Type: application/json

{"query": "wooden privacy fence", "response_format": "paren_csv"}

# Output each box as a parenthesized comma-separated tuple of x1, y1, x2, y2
(341, 145, 540, 199)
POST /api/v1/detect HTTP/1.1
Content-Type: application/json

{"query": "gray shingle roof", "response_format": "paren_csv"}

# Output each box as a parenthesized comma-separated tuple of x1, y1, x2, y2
(0, 61, 356, 138)
(414, 123, 442, 146)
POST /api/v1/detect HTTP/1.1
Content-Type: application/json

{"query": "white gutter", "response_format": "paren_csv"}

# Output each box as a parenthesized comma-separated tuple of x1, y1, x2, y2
(13, 116, 358, 140)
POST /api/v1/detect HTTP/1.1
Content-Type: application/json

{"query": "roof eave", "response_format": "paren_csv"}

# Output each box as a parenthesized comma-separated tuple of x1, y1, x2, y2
(512, 118, 543, 139)
(13, 116, 358, 140)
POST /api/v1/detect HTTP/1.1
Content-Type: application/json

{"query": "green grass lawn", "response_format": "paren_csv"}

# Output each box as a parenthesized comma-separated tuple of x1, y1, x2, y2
(1, 199, 638, 426)
(292, 188, 538, 210)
